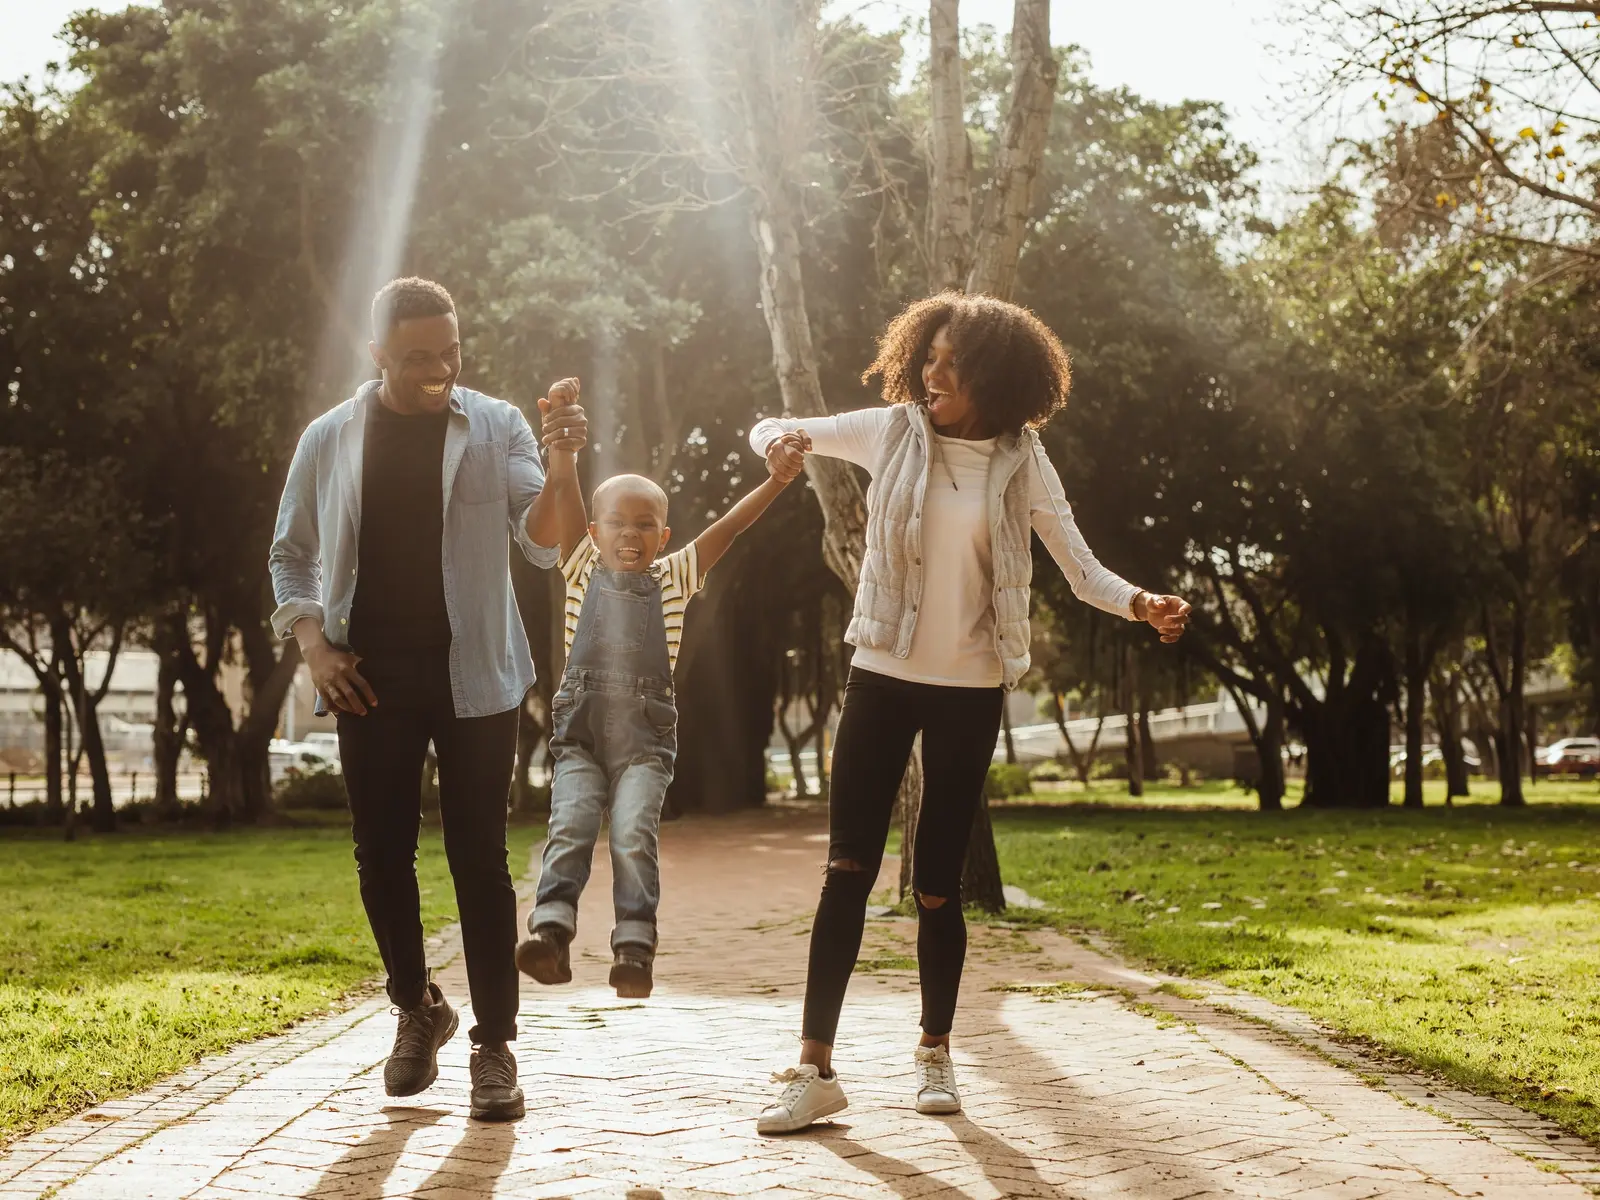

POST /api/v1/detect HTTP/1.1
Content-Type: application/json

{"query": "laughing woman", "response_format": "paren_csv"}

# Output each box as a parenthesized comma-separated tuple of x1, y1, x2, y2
(749, 293, 1191, 1134)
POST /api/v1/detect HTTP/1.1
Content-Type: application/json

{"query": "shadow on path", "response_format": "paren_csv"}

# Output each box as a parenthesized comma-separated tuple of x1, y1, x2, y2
(810, 1128, 977, 1200)
(302, 1106, 446, 1199)
(410, 1120, 516, 1197)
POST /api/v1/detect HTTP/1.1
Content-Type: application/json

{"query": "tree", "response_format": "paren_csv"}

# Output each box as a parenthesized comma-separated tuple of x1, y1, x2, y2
(0, 454, 153, 831)
(1307, 0, 1600, 256)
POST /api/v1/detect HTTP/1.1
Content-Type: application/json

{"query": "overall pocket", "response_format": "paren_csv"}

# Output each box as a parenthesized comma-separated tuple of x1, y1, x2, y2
(595, 587, 649, 653)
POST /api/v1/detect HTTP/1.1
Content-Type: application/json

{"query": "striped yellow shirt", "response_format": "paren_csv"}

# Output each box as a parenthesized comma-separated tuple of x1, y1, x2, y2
(559, 534, 703, 674)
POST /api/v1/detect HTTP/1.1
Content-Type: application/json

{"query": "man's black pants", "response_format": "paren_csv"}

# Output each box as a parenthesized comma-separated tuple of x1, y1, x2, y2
(335, 650, 521, 1044)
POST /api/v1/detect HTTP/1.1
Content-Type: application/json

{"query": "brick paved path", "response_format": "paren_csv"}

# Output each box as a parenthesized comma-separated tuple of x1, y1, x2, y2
(4, 807, 1599, 1199)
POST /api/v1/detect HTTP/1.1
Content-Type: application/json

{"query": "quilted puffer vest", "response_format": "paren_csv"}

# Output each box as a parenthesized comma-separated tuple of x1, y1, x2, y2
(846, 403, 1039, 690)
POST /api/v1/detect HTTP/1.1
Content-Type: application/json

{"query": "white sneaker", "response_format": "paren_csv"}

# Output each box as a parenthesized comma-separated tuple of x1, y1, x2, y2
(756, 1065, 848, 1134)
(914, 1045, 961, 1115)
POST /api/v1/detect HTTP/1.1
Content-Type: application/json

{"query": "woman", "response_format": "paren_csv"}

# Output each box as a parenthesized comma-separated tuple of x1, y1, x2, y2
(749, 294, 1190, 1134)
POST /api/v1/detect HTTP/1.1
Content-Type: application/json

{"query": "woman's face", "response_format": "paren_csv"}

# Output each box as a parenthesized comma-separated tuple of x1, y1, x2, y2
(920, 324, 982, 434)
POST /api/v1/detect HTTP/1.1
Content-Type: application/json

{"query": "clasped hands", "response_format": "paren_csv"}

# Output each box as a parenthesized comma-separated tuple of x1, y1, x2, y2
(538, 376, 589, 455)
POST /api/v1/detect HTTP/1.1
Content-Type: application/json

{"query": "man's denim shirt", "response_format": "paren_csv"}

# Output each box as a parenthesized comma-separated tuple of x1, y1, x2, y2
(269, 381, 559, 718)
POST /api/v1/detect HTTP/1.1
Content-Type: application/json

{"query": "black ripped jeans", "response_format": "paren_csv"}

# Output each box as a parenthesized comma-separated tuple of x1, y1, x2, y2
(801, 667, 1004, 1046)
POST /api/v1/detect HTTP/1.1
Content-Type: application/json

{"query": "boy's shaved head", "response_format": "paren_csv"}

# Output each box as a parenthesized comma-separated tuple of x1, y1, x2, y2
(593, 474, 669, 520)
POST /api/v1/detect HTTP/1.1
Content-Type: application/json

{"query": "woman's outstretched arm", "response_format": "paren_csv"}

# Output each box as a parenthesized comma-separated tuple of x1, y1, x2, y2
(1026, 439, 1191, 641)
(748, 406, 891, 473)
(1025, 438, 1142, 619)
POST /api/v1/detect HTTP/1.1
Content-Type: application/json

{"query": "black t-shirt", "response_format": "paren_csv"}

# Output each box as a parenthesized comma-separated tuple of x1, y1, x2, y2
(347, 400, 453, 654)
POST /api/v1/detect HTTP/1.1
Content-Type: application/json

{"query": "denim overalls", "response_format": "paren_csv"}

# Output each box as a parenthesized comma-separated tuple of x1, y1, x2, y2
(530, 565, 678, 953)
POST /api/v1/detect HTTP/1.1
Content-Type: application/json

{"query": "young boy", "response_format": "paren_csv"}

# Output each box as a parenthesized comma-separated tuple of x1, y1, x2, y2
(516, 377, 805, 999)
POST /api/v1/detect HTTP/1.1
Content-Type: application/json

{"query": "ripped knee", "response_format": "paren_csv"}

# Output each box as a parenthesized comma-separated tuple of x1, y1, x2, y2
(915, 891, 949, 910)
(820, 857, 876, 900)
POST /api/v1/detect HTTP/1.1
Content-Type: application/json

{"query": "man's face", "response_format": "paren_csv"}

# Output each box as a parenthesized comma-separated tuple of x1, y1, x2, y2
(370, 313, 461, 414)
(590, 489, 671, 573)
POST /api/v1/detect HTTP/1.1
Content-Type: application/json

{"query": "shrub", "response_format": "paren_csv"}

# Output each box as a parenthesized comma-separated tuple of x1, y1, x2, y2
(985, 762, 1033, 800)
(274, 766, 348, 812)
(1030, 760, 1068, 784)
(118, 797, 206, 825)
(0, 799, 53, 828)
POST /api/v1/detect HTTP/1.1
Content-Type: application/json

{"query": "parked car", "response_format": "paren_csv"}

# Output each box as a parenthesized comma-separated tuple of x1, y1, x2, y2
(299, 730, 341, 762)
(1543, 737, 1600, 779)
(1388, 743, 1482, 779)
(268, 740, 341, 785)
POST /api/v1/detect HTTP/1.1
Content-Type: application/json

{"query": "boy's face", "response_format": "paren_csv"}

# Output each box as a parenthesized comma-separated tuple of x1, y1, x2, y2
(591, 488, 671, 572)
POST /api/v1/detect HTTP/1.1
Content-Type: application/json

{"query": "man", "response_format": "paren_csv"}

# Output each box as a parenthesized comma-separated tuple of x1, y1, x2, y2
(269, 278, 586, 1121)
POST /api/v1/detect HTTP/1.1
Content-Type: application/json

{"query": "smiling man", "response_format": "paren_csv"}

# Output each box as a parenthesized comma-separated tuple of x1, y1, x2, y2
(269, 277, 587, 1121)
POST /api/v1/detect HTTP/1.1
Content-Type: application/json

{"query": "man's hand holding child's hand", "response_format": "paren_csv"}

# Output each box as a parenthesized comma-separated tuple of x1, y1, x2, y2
(539, 377, 588, 455)
(767, 431, 810, 484)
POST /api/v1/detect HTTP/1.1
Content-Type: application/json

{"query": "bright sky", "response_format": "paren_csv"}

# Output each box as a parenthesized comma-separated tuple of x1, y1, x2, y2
(4, 0, 1330, 201)
(831, 0, 1330, 206)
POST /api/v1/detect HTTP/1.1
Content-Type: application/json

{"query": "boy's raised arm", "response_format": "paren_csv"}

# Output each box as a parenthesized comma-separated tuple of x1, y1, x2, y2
(526, 377, 590, 561)
(693, 432, 807, 573)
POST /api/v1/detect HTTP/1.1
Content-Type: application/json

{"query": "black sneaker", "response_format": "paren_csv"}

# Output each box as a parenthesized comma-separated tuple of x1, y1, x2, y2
(609, 945, 654, 999)
(469, 1042, 526, 1121)
(514, 925, 572, 985)
(384, 982, 458, 1097)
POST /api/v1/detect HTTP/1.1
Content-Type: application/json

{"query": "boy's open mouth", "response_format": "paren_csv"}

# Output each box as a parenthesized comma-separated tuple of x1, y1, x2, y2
(615, 546, 644, 565)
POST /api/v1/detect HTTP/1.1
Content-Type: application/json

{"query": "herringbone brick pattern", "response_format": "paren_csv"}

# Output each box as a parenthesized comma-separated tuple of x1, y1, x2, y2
(3, 808, 1597, 1199)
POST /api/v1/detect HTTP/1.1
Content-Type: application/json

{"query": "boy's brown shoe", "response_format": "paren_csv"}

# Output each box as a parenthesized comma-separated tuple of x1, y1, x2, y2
(515, 925, 572, 985)
(609, 945, 654, 999)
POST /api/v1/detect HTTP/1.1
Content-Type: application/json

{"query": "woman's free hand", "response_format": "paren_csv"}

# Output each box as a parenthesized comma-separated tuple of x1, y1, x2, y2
(766, 430, 810, 483)
(1134, 592, 1192, 643)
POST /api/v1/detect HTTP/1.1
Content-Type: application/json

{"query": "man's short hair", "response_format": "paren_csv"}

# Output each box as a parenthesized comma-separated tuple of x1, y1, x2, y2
(371, 277, 456, 342)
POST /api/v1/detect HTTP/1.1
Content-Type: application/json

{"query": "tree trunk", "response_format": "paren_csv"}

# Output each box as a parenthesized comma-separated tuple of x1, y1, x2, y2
(236, 631, 303, 824)
(153, 629, 185, 816)
(1302, 641, 1393, 808)
(1499, 602, 1528, 807)
(41, 651, 64, 821)
(1123, 646, 1144, 798)
(669, 540, 781, 814)
(1432, 668, 1470, 799)
(897, 753, 924, 900)
(964, 0, 1059, 298)
(961, 797, 1006, 913)
(1402, 628, 1426, 808)
(175, 635, 242, 828)
(927, 0, 974, 290)
(1525, 702, 1540, 788)
(62, 703, 79, 842)
(53, 616, 117, 834)
(742, 104, 868, 584)
(1139, 707, 1159, 782)
(1218, 677, 1284, 811)
(1001, 703, 1017, 764)
(513, 694, 546, 815)
(512, 533, 564, 803)
(237, 738, 273, 824)
(1469, 723, 1498, 782)
(1052, 692, 1104, 787)
(1257, 693, 1286, 811)
(783, 727, 810, 797)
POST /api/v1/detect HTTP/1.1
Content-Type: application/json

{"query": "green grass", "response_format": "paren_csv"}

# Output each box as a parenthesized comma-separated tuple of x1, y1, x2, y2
(0, 817, 543, 1145)
(990, 777, 1600, 1142)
